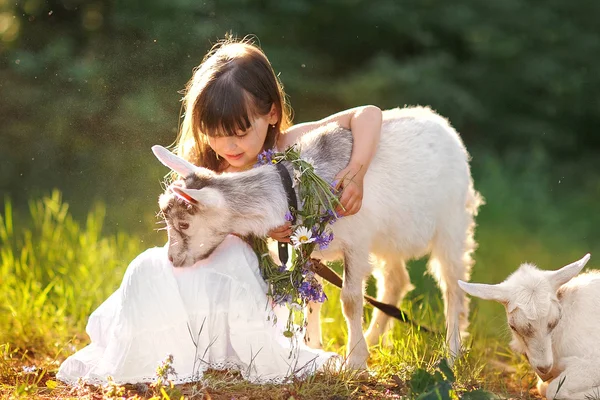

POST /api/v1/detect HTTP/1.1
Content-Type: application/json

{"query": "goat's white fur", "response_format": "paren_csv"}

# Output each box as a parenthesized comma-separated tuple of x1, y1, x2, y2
(154, 107, 482, 368)
(459, 254, 600, 400)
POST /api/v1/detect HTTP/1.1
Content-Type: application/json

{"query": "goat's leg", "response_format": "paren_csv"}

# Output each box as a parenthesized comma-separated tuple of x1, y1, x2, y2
(341, 246, 372, 369)
(428, 254, 467, 363)
(428, 217, 475, 363)
(545, 358, 600, 400)
(365, 257, 413, 347)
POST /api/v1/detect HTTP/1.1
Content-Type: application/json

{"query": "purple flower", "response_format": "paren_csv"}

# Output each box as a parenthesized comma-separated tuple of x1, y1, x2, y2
(314, 231, 334, 250)
(22, 366, 37, 374)
(255, 149, 276, 167)
(273, 293, 293, 305)
(298, 280, 327, 303)
(319, 208, 340, 225)
(284, 211, 294, 222)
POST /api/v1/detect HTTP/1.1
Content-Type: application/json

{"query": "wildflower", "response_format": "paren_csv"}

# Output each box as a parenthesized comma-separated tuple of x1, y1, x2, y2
(315, 230, 334, 250)
(284, 211, 294, 222)
(273, 293, 293, 305)
(292, 169, 303, 188)
(298, 280, 327, 303)
(290, 226, 315, 249)
(22, 366, 37, 374)
(301, 157, 315, 166)
(255, 149, 276, 166)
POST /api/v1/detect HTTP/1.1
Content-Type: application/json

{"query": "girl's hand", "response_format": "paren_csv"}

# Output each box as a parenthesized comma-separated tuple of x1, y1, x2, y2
(334, 165, 365, 216)
(268, 222, 292, 242)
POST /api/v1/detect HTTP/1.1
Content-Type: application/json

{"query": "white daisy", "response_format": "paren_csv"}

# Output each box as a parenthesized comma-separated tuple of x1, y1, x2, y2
(290, 226, 315, 249)
(301, 157, 315, 166)
(293, 169, 302, 187)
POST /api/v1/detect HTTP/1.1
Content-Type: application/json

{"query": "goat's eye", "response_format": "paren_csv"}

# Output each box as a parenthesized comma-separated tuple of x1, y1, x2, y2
(548, 320, 559, 330)
(508, 324, 517, 332)
(178, 222, 190, 231)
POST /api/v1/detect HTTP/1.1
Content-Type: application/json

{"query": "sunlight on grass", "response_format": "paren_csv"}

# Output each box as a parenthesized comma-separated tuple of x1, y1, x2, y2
(0, 191, 143, 372)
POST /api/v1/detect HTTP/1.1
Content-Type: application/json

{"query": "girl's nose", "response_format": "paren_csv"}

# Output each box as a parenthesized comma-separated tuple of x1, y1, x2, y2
(225, 137, 238, 150)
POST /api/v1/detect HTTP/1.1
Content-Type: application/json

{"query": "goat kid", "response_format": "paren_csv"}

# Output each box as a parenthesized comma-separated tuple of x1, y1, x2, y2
(153, 107, 482, 369)
(459, 254, 600, 400)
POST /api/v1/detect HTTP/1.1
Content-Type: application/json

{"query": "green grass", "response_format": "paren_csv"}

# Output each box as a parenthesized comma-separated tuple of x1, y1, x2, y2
(2, 164, 598, 399)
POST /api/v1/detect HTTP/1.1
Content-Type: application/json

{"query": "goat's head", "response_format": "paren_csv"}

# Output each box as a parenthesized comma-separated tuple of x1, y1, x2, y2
(458, 254, 591, 380)
(153, 145, 232, 267)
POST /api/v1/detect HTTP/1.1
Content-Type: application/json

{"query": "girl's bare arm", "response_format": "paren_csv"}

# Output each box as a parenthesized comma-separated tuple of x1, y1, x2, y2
(278, 105, 382, 217)
(279, 105, 383, 174)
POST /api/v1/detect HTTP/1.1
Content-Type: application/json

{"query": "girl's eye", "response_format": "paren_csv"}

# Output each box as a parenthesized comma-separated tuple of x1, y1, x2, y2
(179, 222, 190, 231)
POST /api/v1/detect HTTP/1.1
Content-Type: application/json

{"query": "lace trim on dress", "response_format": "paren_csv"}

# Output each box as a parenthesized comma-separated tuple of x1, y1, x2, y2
(58, 356, 332, 386)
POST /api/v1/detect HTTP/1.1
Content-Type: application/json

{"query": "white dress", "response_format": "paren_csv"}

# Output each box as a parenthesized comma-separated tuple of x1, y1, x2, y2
(57, 235, 337, 385)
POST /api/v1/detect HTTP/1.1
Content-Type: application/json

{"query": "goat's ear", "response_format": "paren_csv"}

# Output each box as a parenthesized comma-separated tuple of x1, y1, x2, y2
(172, 186, 225, 209)
(152, 145, 197, 178)
(458, 280, 509, 303)
(547, 253, 591, 291)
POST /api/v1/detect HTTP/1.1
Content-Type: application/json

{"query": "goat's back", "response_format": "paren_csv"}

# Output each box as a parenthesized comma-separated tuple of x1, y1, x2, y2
(553, 271, 600, 358)
(299, 106, 478, 259)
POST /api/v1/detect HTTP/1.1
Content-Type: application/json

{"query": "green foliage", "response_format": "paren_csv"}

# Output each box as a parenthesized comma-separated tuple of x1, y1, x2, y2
(1, 0, 599, 240)
(0, 190, 143, 355)
(409, 359, 497, 399)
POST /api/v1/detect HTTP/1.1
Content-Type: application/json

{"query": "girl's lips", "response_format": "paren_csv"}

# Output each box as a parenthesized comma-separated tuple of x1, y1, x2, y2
(226, 153, 244, 160)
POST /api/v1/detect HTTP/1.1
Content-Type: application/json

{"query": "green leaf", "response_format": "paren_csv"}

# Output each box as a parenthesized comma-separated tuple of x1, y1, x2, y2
(437, 358, 456, 383)
(416, 381, 453, 400)
(45, 380, 58, 389)
(410, 368, 437, 395)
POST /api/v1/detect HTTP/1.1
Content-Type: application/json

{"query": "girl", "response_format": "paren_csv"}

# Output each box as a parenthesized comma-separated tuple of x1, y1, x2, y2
(57, 37, 382, 386)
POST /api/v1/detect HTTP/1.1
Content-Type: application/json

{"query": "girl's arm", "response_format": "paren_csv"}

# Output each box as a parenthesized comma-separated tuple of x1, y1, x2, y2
(270, 106, 382, 242)
(279, 105, 383, 217)
(269, 106, 382, 242)
(280, 106, 382, 166)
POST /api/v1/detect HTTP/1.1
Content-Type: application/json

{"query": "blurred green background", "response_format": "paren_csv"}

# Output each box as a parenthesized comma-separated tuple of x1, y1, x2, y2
(1, 0, 599, 334)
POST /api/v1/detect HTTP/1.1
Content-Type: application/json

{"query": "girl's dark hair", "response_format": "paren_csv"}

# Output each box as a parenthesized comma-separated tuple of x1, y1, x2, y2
(175, 37, 292, 171)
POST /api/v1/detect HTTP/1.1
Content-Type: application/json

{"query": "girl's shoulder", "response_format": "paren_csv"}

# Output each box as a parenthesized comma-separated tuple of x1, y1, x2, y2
(278, 121, 320, 150)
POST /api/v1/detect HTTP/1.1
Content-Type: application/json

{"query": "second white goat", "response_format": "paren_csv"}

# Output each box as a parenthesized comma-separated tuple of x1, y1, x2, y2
(459, 254, 600, 400)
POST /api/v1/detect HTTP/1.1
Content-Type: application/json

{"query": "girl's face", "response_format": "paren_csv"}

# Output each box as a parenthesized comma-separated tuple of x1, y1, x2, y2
(208, 107, 278, 171)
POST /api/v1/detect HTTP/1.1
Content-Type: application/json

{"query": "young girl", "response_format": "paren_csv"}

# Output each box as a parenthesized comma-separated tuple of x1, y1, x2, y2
(57, 38, 382, 385)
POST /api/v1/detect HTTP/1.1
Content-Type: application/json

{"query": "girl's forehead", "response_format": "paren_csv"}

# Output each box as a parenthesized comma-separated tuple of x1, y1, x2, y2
(199, 86, 261, 137)
(202, 105, 262, 138)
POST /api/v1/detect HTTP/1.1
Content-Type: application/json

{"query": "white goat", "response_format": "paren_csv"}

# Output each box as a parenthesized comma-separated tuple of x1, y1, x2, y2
(459, 254, 600, 400)
(153, 106, 482, 368)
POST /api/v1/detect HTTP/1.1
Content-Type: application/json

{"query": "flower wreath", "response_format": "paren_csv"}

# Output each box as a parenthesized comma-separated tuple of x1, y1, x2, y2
(250, 145, 342, 337)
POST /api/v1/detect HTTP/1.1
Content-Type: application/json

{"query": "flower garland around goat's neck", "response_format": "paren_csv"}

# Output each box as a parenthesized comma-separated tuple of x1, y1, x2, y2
(250, 146, 342, 338)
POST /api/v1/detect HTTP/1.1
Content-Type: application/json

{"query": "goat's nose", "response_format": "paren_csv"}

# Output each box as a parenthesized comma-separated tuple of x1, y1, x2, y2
(537, 365, 552, 375)
(168, 255, 174, 263)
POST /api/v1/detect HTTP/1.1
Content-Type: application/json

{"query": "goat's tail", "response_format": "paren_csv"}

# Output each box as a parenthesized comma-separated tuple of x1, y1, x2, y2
(461, 179, 484, 284)
(466, 179, 485, 218)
